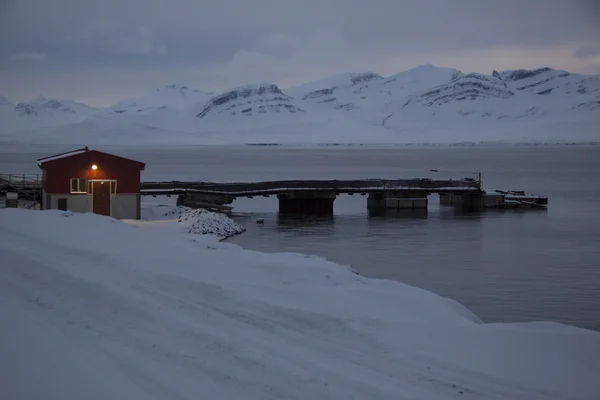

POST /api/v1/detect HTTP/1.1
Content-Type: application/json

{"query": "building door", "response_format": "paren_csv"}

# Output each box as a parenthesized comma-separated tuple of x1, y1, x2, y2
(57, 198, 67, 211)
(92, 181, 111, 216)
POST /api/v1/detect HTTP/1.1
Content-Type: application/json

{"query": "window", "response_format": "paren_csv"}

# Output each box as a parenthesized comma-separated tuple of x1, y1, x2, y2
(70, 178, 87, 193)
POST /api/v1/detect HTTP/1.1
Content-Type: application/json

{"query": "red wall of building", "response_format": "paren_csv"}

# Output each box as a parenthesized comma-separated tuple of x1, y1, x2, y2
(42, 151, 144, 194)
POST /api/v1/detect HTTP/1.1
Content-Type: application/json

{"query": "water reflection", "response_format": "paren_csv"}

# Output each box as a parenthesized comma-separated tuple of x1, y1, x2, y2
(367, 209, 428, 219)
(275, 214, 336, 237)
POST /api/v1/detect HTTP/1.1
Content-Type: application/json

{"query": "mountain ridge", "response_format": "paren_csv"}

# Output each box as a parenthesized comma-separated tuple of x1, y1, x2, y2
(1, 64, 598, 145)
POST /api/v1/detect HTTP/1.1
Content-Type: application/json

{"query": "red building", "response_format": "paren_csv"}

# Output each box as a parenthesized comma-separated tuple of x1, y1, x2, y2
(37, 147, 145, 219)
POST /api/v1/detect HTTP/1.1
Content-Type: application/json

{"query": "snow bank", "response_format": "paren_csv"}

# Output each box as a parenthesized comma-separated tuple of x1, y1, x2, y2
(140, 204, 245, 239)
(1, 208, 600, 399)
(165, 206, 245, 238)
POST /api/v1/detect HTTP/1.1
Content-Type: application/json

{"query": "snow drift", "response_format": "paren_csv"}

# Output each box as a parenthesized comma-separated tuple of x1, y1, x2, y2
(1, 208, 600, 399)
(143, 205, 246, 239)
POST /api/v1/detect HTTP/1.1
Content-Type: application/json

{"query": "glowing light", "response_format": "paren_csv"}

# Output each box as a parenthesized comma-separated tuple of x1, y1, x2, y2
(91, 165, 98, 170)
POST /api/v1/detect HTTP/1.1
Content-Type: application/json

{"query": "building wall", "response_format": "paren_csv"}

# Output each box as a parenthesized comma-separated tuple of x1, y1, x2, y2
(48, 194, 92, 213)
(42, 150, 143, 195)
(111, 194, 140, 220)
(46, 193, 140, 219)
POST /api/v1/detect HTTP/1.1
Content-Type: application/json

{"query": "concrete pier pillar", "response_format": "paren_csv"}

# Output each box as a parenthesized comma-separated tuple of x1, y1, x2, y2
(277, 191, 336, 215)
(439, 193, 463, 206)
(367, 191, 428, 211)
(440, 192, 484, 210)
(461, 193, 484, 211)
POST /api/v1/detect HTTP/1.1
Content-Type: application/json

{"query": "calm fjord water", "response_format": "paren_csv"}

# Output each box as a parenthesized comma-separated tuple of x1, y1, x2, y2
(2, 144, 599, 330)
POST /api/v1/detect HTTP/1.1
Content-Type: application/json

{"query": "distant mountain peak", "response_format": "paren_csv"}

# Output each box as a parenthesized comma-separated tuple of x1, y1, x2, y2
(160, 84, 212, 96)
(404, 71, 514, 108)
(350, 72, 383, 85)
(501, 67, 555, 82)
(0, 95, 12, 106)
(196, 83, 304, 119)
(14, 102, 38, 116)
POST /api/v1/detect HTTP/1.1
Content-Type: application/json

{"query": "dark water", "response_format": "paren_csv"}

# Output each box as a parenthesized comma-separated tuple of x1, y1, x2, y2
(2, 144, 599, 330)
(225, 145, 600, 331)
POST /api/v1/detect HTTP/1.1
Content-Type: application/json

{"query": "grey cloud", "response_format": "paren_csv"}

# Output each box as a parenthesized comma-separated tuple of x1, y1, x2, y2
(574, 44, 600, 59)
(8, 52, 47, 61)
(3, 0, 599, 63)
(1, 0, 599, 104)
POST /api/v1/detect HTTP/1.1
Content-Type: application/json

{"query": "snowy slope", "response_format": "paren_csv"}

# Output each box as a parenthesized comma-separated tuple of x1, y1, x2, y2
(402, 72, 514, 108)
(287, 64, 458, 113)
(196, 83, 305, 120)
(0, 95, 96, 133)
(105, 84, 213, 115)
(397, 67, 600, 116)
(2, 209, 600, 399)
(0, 64, 598, 145)
(380, 67, 600, 141)
(499, 67, 600, 111)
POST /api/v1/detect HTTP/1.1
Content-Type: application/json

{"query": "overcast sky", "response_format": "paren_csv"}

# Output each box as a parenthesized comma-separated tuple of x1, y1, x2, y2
(1, 0, 599, 106)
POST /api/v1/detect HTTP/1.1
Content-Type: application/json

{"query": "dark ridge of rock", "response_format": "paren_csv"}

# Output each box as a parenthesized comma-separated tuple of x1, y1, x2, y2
(15, 103, 38, 116)
(196, 84, 303, 119)
(43, 100, 62, 109)
(573, 100, 600, 110)
(303, 87, 336, 100)
(211, 84, 284, 107)
(515, 73, 570, 91)
(502, 67, 554, 82)
(406, 72, 514, 107)
(351, 72, 383, 85)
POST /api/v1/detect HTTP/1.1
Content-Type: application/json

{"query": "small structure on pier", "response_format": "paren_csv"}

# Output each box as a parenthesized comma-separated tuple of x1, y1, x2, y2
(37, 147, 145, 219)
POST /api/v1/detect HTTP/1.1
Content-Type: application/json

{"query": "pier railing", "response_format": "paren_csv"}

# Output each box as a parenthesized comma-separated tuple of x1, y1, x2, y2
(0, 174, 42, 189)
(0, 174, 482, 197)
(140, 178, 482, 197)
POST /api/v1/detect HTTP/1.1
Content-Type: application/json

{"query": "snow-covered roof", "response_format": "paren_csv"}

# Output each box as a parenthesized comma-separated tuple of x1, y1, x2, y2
(37, 147, 146, 170)
(37, 147, 89, 167)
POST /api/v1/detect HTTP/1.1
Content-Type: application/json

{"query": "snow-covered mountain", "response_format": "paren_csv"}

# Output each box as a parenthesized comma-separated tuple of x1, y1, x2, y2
(104, 85, 213, 116)
(1, 65, 598, 145)
(196, 83, 304, 120)
(403, 72, 514, 108)
(287, 65, 458, 113)
(0, 96, 96, 133)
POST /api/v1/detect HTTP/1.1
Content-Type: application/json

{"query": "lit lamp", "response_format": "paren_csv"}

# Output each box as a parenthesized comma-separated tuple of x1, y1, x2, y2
(91, 164, 98, 170)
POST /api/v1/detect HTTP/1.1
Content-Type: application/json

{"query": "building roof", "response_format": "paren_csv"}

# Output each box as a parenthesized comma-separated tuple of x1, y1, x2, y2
(37, 147, 89, 166)
(37, 146, 145, 170)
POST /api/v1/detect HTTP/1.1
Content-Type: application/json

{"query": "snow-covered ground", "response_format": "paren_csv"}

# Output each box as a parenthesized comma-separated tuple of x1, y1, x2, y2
(1, 208, 600, 399)
(1, 65, 598, 145)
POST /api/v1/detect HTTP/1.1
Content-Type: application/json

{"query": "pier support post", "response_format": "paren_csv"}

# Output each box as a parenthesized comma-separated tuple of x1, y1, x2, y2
(367, 191, 428, 211)
(439, 192, 484, 210)
(277, 191, 336, 215)
(461, 193, 484, 211)
(439, 193, 464, 206)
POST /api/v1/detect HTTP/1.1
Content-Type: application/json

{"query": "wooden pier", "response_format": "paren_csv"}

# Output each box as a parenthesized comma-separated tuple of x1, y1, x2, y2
(140, 178, 483, 215)
(2, 173, 548, 215)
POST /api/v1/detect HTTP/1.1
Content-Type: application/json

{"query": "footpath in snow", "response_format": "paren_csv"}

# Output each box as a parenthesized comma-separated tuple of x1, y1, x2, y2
(1, 208, 600, 400)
